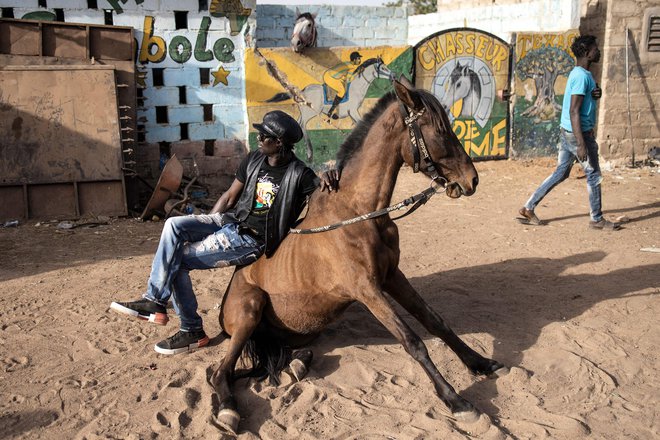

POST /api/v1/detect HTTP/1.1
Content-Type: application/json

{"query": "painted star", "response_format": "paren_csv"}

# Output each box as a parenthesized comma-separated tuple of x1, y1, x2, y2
(212, 67, 230, 86)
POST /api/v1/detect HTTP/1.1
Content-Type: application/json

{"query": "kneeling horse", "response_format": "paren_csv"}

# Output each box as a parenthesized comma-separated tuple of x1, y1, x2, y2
(210, 79, 508, 432)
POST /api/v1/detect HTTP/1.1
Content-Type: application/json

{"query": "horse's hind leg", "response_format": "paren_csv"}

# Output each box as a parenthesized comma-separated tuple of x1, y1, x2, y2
(384, 268, 507, 377)
(209, 284, 267, 434)
(358, 284, 480, 421)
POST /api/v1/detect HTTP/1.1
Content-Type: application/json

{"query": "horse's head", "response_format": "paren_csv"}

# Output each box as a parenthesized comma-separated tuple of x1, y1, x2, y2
(291, 11, 317, 53)
(393, 79, 478, 198)
(442, 62, 481, 113)
(354, 57, 393, 81)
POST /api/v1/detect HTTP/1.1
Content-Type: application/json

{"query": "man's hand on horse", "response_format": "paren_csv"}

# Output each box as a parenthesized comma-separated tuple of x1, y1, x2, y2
(320, 168, 342, 192)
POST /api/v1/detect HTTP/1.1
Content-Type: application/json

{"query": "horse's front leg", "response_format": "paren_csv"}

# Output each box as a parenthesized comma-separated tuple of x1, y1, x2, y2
(359, 286, 480, 421)
(301, 128, 313, 162)
(384, 268, 507, 377)
(209, 286, 267, 434)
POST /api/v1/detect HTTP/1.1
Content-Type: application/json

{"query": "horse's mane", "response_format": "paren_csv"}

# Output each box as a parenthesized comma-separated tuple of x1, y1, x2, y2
(336, 87, 453, 169)
(295, 12, 315, 22)
(352, 58, 379, 77)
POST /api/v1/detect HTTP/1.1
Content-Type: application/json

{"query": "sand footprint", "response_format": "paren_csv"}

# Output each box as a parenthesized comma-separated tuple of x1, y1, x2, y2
(3, 355, 29, 372)
(327, 397, 365, 422)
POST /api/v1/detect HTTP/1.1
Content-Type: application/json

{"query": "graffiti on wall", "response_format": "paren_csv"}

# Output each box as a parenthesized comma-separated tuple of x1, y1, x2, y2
(102, 0, 250, 35)
(513, 30, 579, 156)
(245, 46, 413, 166)
(414, 29, 510, 159)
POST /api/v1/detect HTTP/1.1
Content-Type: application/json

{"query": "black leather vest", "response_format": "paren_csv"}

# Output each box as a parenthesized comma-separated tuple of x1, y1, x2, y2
(231, 151, 314, 257)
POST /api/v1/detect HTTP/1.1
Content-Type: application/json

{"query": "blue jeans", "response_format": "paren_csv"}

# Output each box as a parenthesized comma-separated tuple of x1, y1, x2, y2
(143, 214, 264, 331)
(524, 128, 603, 222)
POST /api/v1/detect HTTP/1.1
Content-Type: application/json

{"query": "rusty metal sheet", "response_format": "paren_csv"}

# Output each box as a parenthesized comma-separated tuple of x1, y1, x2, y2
(0, 65, 123, 183)
(0, 65, 127, 220)
(42, 24, 87, 58)
(0, 186, 26, 220)
(78, 181, 126, 216)
(0, 21, 40, 56)
(140, 155, 183, 220)
(28, 184, 77, 219)
(89, 27, 133, 61)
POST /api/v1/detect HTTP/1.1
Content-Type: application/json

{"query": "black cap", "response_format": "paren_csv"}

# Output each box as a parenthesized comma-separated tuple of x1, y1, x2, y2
(350, 51, 362, 61)
(252, 110, 303, 146)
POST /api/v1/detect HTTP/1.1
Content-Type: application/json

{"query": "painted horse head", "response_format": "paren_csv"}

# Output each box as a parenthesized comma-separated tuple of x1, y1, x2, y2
(353, 57, 393, 81)
(441, 61, 482, 119)
(291, 10, 317, 53)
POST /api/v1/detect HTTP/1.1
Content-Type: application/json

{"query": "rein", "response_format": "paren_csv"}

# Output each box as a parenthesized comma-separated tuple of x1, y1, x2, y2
(290, 83, 447, 235)
(289, 178, 446, 234)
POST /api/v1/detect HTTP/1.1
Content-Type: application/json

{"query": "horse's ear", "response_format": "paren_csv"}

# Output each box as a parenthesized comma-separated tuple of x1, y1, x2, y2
(398, 75, 414, 90)
(393, 79, 419, 109)
(311, 12, 317, 19)
(295, 7, 300, 17)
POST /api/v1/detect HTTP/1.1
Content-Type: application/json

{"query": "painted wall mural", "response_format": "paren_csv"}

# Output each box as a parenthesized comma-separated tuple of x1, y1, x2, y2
(513, 30, 579, 156)
(414, 28, 511, 159)
(245, 46, 413, 167)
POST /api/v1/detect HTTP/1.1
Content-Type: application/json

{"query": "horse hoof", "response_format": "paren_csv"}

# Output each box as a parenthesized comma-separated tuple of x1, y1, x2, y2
(454, 408, 481, 424)
(492, 366, 510, 377)
(210, 408, 240, 435)
(289, 358, 308, 382)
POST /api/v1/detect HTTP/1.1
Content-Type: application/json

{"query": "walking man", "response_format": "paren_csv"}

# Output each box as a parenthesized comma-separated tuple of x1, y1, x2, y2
(518, 35, 620, 230)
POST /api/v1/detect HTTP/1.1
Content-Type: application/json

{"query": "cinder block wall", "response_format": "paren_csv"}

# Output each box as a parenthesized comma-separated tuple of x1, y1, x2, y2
(596, 0, 660, 159)
(255, 4, 408, 48)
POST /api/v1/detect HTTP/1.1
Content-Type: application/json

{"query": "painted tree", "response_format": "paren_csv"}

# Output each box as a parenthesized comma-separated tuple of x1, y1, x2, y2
(516, 46, 574, 120)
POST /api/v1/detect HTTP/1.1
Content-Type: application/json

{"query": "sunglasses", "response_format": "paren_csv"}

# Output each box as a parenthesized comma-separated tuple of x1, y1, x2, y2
(257, 133, 277, 142)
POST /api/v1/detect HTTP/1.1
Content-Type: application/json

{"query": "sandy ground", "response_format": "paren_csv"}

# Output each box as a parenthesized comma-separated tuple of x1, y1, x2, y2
(1, 159, 658, 440)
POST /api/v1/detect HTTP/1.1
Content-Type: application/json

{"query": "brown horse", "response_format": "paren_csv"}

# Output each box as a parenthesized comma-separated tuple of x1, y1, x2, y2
(210, 79, 507, 433)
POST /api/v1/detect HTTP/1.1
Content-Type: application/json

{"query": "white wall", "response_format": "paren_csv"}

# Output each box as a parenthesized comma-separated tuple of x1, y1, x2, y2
(408, 0, 580, 45)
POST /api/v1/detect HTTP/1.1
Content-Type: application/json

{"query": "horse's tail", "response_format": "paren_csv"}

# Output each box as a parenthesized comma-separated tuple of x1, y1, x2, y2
(263, 92, 292, 103)
(236, 323, 292, 386)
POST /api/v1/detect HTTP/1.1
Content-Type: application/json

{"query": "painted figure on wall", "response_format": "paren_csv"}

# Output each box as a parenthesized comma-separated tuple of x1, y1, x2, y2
(266, 57, 392, 161)
(516, 46, 574, 122)
(415, 29, 509, 159)
(322, 51, 363, 119)
(513, 31, 579, 156)
(433, 57, 495, 129)
(209, 0, 252, 36)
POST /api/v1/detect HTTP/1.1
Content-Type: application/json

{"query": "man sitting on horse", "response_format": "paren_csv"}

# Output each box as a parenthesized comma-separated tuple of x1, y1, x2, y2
(323, 51, 363, 119)
(111, 111, 334, 355)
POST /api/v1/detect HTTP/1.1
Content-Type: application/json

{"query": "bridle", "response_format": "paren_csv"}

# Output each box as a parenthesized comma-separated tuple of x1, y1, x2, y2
(394, 91, 443, 183)
(290, 82, 447, 235)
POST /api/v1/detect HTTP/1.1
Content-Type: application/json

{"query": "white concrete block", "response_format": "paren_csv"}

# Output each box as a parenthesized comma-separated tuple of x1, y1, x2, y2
(189, 122, 225, 141)
(145, 124, 182, 143)
(64, 10, 106, 25)
(168, 104, 205, 124)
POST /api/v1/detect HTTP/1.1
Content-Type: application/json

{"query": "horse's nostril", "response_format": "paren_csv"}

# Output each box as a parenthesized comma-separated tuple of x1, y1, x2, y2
(473, 176, 479, 188)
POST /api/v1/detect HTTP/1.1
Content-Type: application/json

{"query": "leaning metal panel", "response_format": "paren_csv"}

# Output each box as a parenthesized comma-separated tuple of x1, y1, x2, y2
(0, 66, 127, 220)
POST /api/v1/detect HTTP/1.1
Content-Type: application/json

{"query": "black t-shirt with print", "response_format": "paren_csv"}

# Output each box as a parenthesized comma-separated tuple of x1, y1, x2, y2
(235, 156, 316, 242)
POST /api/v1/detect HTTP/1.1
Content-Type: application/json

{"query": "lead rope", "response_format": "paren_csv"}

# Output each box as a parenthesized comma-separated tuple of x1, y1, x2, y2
(289, 178, 446, 234)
